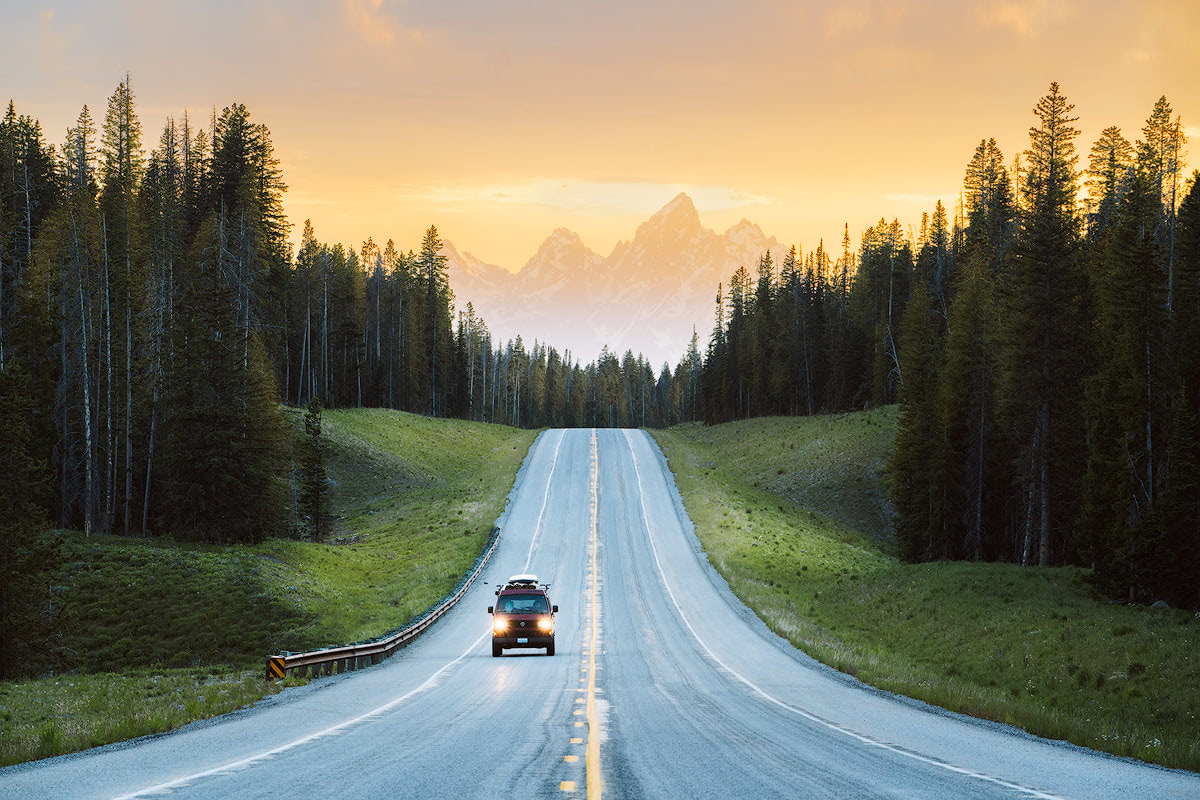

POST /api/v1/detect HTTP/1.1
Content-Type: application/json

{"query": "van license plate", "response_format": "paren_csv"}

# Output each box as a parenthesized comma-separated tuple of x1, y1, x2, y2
(517, 638, 528, 644)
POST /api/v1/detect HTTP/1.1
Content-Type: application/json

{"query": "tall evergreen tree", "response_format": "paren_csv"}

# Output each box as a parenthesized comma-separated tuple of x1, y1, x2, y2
(1136, 96, 1187, 313)
(298, 397, 331, 541)
(938, 257, 1004, 560)
(964, 138, 1015, 266)
(1085, 126, 1134, 239)
(416, 225, 452, 415)
(98, 75, 144, 537)
(999, 82, 1088, 566)
(933, 139, 1015, 562)
(890, 280, 944, 561)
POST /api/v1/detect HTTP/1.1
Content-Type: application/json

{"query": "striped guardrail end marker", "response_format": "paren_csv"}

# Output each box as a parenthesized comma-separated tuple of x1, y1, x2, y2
(267, 656, 287, 680)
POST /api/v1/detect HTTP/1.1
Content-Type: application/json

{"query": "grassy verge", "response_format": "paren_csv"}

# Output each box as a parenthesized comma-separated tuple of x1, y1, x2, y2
(0, 669, 304, 767)
(650, 410, 1200, 773)
(255, 408, 538, 647)
(0, 409, 536, 768)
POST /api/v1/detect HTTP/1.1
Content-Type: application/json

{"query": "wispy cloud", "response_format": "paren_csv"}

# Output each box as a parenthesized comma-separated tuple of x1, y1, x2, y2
(822, 0, 919, 38)
(976, 0, 1075, 38)
(342, 0, 424, 45)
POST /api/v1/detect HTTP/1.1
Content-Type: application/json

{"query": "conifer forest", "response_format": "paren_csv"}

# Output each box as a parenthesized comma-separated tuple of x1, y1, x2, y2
(1, 76, 1197, 636)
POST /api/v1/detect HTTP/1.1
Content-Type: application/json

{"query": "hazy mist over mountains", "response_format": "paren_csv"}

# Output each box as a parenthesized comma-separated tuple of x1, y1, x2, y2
(442, 193, 787, 368)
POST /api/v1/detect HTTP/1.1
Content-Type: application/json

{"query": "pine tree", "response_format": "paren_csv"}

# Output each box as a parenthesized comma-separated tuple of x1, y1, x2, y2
(999, 82, 1088, 566)
(890, 280, 944, 561)
(209, 103, 290, 380)
(701, 283, 729, 424)
(1137, 96, 1187, 313)
(683, 327, 701, 422)
(98, 75, 144, 537)
(934, 139, 1015, 562)
(136, 118, 186, 534)
(51, 105, 103, 534)
(1085, 126, 1133, 239)
(939, 254, 1004, 560)
(416, 225, 451, 415)
(298, 397, 331, 540)
(964, 139, 1015, 262)
(750, 251, 776, 416)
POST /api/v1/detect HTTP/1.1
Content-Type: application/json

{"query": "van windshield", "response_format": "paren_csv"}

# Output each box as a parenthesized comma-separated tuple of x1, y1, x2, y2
(497, 594, 549, 614)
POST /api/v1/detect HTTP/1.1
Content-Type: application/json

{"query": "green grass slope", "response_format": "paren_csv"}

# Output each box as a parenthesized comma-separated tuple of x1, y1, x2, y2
(651, 410, 1200, 772)
(0, 409, 536, 767)
(257, 409, 538, 647)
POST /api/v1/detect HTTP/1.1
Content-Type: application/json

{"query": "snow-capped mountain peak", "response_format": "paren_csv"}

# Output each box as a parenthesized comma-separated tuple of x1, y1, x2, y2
(444, 195, 787, 366)
(638, 192, 703, 238)
(525, 228, 595, 267)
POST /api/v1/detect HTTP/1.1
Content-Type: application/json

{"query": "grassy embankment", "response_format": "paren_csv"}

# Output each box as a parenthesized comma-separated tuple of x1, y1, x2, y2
(0, 410, 536, 767)
(651, 409, 1200, 773)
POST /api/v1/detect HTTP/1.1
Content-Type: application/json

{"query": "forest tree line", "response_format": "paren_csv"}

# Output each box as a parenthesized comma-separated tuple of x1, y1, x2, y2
(694, 84, 1198, 609)
(0, 75, 708, 571)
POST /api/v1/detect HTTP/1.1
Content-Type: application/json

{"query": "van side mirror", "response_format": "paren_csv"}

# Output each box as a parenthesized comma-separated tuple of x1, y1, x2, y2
(487, 606, 493, 614)
(552, 605, 559, 613)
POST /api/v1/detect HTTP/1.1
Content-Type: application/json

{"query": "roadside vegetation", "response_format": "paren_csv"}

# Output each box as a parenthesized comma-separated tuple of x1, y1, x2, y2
(651, 408, 1200, 773)
(0, 410, 535, 768)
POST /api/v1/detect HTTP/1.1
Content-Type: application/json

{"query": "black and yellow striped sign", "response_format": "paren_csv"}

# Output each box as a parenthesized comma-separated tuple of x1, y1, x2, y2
(267, 657, 286, 680)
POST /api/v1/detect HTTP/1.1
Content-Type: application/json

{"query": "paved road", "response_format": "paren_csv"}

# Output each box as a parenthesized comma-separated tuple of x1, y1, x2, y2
(3, 429, 1198, 799)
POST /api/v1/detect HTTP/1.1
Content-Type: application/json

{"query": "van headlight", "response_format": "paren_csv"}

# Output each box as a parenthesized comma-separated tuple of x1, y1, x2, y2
(537, 617, 554, 633)
(493, 617, 508, 633)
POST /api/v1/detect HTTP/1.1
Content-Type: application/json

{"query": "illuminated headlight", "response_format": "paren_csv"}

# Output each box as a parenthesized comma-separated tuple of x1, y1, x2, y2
(537, 616, 554, 633)
(493, 617, 508, 633)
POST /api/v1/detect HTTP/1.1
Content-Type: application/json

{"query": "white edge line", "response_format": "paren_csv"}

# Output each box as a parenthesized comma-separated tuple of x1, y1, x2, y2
(109, 635, 490, 799)
(524, 429, 566, 572)
(620, 429, 1068, 800)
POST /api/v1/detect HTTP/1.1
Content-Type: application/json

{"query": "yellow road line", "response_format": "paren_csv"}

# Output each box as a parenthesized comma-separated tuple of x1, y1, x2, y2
(586, 428, 603, 800)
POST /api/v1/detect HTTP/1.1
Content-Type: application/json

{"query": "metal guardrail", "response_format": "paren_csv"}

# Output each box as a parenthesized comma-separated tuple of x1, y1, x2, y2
(266, 526, 501, 680)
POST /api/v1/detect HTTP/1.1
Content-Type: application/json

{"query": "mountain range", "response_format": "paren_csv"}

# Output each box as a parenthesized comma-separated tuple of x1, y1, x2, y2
(442, 193, 787, 368)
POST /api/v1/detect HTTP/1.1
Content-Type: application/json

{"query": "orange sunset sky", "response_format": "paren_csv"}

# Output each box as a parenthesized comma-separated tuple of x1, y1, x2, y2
(5, 0, 1199, 271)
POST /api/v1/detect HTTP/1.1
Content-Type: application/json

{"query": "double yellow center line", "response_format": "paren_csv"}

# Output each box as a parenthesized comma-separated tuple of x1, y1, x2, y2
(585, 429, 603, 799)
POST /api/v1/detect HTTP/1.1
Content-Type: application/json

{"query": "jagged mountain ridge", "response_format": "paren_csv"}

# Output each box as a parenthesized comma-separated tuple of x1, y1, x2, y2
(442, 192, 787, 367)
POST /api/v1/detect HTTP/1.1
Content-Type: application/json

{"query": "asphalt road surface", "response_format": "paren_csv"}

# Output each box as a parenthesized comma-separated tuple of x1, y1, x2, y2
(3, 429, 1198, 799)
